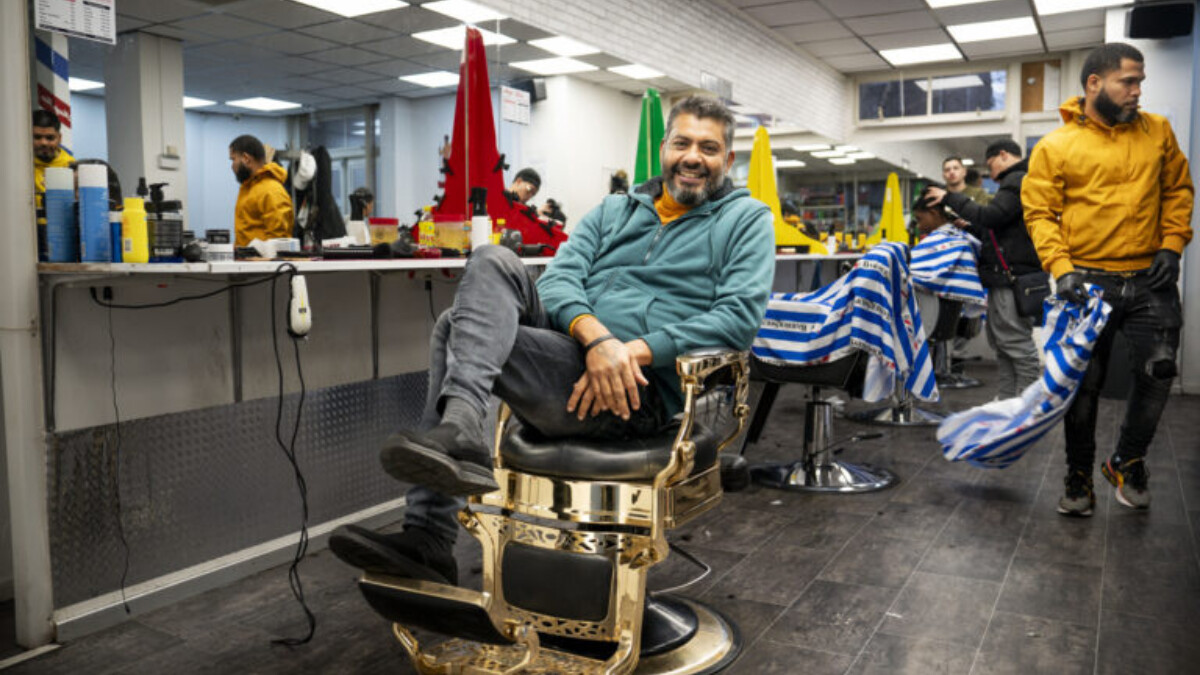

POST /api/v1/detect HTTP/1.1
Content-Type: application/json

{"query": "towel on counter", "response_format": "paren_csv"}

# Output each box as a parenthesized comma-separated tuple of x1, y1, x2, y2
(937, 285, 1111, 468)
(752, 241, 938, 403)
(910, 225, 987, 315)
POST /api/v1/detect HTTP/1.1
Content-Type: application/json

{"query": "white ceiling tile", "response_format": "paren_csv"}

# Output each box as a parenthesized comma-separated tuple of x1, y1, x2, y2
(360, 35, 447, 58)
(311, 84, 379, 100)
(116, 16, 150, 32)
(353, 7, 459, 33)
(1042, 26, 1105, 50)
(576, 53, 629, 68)
(405, 51, 464, 71)
(744, 1, 833, 26)
(571, 70, 628, 84)
(494, 20, 555, 42)
(844, 10, 938, 35)
(253, 31, 339, 54)
(818, 0, 927, 19)
(167, 14, 276, 40)
(115, 0, 209, 23)
(822, 53, 890, 72)
(863, 28, 953, 51)
(298, 19, 395, 44)
(728, 0, 787, 7)
(140, 22, 220, 44)
(316, 67, 386, 84)
(775, 20, 853, 42)
(960, 33, 1045, 58)
(933, 0, 1032, 25)
(186, 42, 282, 64)
(307, 46, 390, 66)
(272, 56, 341, 74)
(226, 0, 337, 29)
(801, 37, 871, 57)
(359, 59, 441, 78)
(1037, 9, 1106, 32)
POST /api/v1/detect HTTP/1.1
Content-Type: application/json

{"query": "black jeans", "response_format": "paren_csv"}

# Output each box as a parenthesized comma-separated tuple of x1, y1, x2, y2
(1063, 271, 1181, 473)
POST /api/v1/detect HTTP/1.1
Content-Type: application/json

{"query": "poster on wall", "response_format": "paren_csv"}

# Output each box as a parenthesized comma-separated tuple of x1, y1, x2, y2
(501, 86, 530, 126)
(35, 0, 117, 45)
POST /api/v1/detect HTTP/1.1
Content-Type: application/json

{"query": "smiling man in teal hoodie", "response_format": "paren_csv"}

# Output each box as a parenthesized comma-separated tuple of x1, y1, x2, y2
(331, 96, 775, 585)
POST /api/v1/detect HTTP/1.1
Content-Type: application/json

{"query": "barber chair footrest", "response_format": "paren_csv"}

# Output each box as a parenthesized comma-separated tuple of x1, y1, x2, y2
(750, 460, 897, 493)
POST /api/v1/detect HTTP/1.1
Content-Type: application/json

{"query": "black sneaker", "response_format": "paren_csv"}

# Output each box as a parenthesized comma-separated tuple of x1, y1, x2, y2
(380, 422, 499, 496)
(329, 524, 458, 585)
(1057, 470, 1095, 517)
(1102, 455, 1150, 509)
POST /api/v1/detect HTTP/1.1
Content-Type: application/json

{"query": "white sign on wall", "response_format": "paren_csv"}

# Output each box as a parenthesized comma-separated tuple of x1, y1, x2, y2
(501, 85, 531, 126)
(35, 0, 116, 45)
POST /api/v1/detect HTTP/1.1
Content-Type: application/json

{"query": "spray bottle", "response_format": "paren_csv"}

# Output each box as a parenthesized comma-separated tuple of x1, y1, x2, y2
(468, 187, 490, 253)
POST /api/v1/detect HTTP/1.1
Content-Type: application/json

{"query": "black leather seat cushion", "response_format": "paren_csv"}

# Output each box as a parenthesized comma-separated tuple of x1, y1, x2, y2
(500, 421, 720, 481)
(751, 351, 868, 396)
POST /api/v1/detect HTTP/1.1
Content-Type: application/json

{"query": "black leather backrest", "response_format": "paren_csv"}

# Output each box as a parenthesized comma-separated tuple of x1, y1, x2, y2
(502, 542, 613, 622)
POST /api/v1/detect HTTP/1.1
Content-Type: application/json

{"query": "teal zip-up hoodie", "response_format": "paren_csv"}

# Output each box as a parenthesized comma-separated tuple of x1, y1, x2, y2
(536, 177, 775, 416)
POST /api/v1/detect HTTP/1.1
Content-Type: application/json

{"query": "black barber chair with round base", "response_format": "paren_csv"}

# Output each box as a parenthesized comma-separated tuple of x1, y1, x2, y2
(744, 352, 897, 493)
(358, 349, 751, 674)
(919, 290, 982, 390)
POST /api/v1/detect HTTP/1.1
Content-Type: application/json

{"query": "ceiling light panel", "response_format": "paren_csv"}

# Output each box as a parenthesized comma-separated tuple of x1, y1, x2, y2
(914, 74, 987, 91)
(413, 25, 515, 49)
(423, 0, 506, 23)
(926, 0, 1000, 7)
(828, 158, 857, 165)
(68, 77, 103, 91)
(400, 71, 460, 87)
(608, 64, 663, 79)
(530, 36, 599, 57)
(792, 144, 830, 152)
(1033, 0, 1129, 15)
(291, 0, 408, 18)
(227, 97, 302, 111)
(183, 96, 216, 108)
(948, 16, 1038, 43)
(811, 150, 844, 158)
(775, 159, 807, 168)
(834, 145, 859, 153)
(510, 57, 597, 75)
(879, 43, 963, 66)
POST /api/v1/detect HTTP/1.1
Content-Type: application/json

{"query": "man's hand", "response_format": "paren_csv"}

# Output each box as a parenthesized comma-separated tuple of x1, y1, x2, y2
(925, 186, 947, 206)
(1055, 271, 1088, 305)
(1146, 250, 1181, 290)
(566, 339, 650, 421)
(952, 217, 970, 230)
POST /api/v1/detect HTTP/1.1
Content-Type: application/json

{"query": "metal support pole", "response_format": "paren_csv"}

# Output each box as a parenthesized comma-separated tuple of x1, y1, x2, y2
(0, 0, 55, 647)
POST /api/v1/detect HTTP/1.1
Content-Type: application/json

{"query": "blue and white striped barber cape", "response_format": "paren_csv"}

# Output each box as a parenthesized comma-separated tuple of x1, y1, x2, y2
(938, 285, 1112, 469)
(910, 225, 987, 314)
(752, 242, 938, 403)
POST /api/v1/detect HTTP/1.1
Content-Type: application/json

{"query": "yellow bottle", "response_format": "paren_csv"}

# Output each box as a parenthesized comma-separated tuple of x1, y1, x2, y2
(122, 197, 150, 263)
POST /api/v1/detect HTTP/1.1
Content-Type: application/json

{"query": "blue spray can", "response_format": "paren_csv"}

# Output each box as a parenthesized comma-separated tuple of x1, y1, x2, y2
(78, 164, 111, 262)
(43, 167, 77, 262)
(110, 211, 124, 262)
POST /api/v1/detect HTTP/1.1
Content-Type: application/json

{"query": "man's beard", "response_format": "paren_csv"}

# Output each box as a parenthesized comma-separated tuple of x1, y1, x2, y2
(34, 147, 57, 162)
(663, 158, 723, 207)
(1094, 88, 1137, 126)
(235, 165, 253, 183)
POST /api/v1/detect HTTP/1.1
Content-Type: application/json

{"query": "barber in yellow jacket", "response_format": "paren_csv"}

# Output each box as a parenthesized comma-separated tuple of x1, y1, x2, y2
(229, 134, 293, 247)
(1022, 43, 1193, 517)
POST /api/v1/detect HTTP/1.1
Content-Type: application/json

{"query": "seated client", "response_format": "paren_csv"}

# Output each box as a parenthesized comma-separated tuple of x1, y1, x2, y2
(331, 96, 776, 584)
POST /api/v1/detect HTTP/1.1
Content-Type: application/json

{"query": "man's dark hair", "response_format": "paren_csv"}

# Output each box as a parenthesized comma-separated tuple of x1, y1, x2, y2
(984, 138, 1023, 160)
(781, 200, 800, 218)
(32, 109, 60, 131)
(914, 184, 947, 212)
(515, 168, 541, 189)
(666, 96, 736, 151)
(942, 156, 964, 168)
(351, 186, 374, 203)
(965, 168, 981, 185)
(1080, 42, 1144, 90)
(229, 134, 266, 163)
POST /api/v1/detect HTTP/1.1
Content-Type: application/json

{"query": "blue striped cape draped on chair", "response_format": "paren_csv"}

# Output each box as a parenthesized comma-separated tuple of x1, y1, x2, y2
(937, 285, 1112, 468)
(910, 225, 988, 313)
(751, 242, 938, 403)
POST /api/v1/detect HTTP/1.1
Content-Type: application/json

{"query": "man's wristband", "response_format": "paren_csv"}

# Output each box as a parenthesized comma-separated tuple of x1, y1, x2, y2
(585, 334, 618, 351)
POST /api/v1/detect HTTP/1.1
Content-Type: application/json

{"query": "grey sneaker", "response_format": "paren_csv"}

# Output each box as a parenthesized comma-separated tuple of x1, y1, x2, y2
(1057, 470, 1095, 517)
(1102, 455, 1150, 509)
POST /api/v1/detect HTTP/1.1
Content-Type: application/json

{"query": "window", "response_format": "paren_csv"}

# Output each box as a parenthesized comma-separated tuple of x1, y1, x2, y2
(858, 69, 1006, 123)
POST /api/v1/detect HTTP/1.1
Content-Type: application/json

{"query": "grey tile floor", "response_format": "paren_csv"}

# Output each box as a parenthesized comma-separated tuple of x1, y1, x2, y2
(7, 363, 1199, 674)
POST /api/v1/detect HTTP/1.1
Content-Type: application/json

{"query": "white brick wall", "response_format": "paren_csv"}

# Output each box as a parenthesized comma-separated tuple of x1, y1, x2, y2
(478, 0, 849, 140)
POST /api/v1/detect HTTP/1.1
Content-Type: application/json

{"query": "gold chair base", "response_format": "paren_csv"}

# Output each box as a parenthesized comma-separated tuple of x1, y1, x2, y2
(396, 597, 740, 675)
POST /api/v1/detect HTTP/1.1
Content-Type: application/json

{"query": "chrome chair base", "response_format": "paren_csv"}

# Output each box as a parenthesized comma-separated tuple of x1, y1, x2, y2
(751, 459, 897, 493)
(848, 399, 944, 427)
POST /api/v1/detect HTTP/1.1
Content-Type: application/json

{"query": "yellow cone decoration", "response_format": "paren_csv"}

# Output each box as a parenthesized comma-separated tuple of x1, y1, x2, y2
(747, 126, 828, 254)
(867, 172, 905, 246)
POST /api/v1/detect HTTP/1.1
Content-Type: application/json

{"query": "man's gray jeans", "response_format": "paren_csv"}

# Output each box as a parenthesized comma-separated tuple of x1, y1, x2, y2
(985, 285, 1040, 398)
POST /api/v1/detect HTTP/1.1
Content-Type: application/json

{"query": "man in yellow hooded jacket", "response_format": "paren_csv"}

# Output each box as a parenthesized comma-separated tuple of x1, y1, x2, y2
(33, 108, 73, 209)
(229, 134, 293, 247)
(1023, 43, 1193, 517)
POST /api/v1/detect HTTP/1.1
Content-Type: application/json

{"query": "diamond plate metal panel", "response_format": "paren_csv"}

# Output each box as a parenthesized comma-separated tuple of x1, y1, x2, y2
(49, 373, 427, 607)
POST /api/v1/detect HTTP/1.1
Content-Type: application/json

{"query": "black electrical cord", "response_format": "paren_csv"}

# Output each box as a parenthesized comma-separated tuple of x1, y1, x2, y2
(106, 298, 133, 614)
(89, 263, 316, 645)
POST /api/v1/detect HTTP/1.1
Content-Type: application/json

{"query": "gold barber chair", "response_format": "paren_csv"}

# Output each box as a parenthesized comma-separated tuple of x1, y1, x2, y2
(358, 348, 751, 674)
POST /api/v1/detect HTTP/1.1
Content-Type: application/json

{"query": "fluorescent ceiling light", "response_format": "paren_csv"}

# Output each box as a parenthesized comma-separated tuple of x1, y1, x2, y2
(291, 0, 407, 18)
(530, 36, 598, 57)
(1033, 0, 1129, 15)
(227, 97, 301, 111)
(183, 96, 216, 108)
(926, 0, 998, 7)
(915, 74, 988, 91)
(879, 43, 962, 66)
(792, 143, 830, 152)
(961, 158, 976, 166)
(423, 0, 505, 22)
(413, 25, 515, 49)
(608, 64, 664, 80)
(948, 16, 1037, 43)
(834, 145, 859, 153)
(775, 159, 807, 168)
(811, 150, 844, 158)
(401, 71, 460, 87)
(847, 152, 875, 160)
(829, 158, 857, 165)
(68, 77, 103, 91)
(510, 57, 597, 75)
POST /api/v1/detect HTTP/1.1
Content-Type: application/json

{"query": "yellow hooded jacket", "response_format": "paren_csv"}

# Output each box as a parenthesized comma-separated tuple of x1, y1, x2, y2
(1022, 97, 1193, 278)
(234, 163, 294, 247)
(34, 147, 74, 208)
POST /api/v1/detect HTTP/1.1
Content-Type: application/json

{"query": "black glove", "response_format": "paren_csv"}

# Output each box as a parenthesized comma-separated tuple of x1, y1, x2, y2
(1055, 272, 1088, 305)
(1146, 249, 1181, 290)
